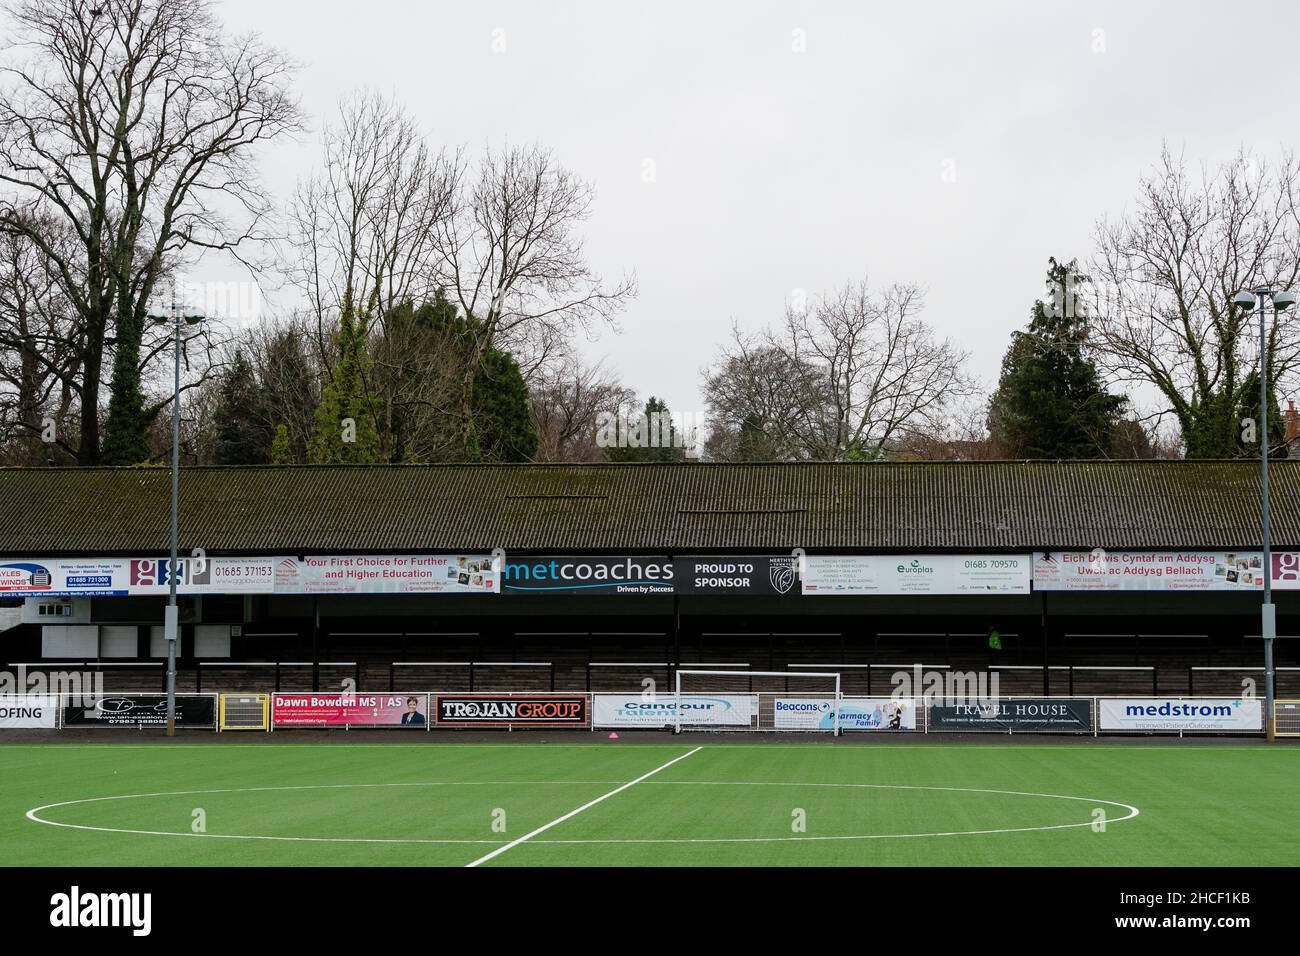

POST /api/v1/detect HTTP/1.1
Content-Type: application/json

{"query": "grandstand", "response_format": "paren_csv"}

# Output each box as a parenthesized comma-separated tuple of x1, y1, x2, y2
(0, 461, 1297, 708)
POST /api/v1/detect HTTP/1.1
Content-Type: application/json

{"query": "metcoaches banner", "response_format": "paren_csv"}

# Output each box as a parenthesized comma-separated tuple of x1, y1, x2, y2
(0, 695, 58, 728)
(592, 693, 756, 727)
(773, 697, 917, 731)
(802, 555, 1030, 594)
(1098, 698, 1262, 732)
(502, 556, 673, 595)
(928, 698, 1093, 732)
(434, 695, 589, 727)
(272, 693, 429, 727)
(1033, 550, 1300, 591)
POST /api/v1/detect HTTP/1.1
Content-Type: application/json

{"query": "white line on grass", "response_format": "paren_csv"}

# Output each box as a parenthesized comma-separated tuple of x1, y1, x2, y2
(26, 778, 1140, 847)
(463, 746, 702, 867)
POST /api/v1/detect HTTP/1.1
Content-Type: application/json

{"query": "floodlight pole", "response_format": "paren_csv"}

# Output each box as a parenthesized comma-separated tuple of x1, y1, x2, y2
(1236, 287, 1295, 741)
(149, 281, 206, 737)
(1257, 291, 1276, 742)
(165, 282, 182, 738)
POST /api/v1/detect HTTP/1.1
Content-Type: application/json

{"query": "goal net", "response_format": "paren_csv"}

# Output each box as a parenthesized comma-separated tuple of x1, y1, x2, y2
(673, 669, 842, 733)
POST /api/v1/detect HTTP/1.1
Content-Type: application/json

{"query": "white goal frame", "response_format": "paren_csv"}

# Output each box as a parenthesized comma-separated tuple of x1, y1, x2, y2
(673, 669, 842, 734)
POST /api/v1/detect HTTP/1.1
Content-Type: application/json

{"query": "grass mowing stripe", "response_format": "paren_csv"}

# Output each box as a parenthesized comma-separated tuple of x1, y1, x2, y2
(464, 746, 702, 867)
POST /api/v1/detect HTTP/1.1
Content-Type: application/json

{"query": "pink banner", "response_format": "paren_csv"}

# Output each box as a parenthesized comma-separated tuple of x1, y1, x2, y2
(271, 693, 429, 727)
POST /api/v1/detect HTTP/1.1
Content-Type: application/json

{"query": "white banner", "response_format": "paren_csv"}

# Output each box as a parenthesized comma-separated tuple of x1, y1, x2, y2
(838, 697, 918, 731)
(0, 557, 276, 597)
(0, 695, 58, 728)
(1098, 698, 1263, 732)
(802, 555, 1030, 595)
(272, 555, 499, 594)
(772, 697, 917, 730)
(1033, 551, 1300, 591)
(592, 693, 756, 727)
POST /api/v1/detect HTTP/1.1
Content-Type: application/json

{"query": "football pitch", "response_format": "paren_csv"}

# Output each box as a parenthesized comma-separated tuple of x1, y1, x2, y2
(2, 742, 1296, 867)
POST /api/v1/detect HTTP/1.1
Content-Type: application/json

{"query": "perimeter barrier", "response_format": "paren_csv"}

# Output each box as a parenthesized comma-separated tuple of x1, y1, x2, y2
(0, 692, 1277, 736)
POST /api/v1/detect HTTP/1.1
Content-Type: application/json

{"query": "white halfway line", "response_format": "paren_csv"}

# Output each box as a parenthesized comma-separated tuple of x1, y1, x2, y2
(464, 746, 702, 868)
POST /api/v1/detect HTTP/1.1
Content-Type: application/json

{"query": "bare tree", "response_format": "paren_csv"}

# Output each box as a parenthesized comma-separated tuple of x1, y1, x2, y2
(885, 393, 1004, 461)
(704, 281, 972, 461)
(289, 91, 454, 350)
(529, 352, 635, 462)
(0, 0, 301, 462)
(1091, 146, 1300, 457)
(0, 223, 80, 462)
(436, 144, 636, 455)
(702, 325, 825, 461)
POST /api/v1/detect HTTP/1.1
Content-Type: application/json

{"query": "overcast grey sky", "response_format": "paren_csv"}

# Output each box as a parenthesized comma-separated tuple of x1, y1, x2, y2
(214, 0, 1300, 418)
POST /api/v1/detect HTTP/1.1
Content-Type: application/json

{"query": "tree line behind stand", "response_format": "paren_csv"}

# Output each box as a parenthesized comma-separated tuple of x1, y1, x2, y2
(2, 2, 1297, 466)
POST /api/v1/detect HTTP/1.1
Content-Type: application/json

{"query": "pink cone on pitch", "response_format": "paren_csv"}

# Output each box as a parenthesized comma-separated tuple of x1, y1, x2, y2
(608, 732, 619, 740)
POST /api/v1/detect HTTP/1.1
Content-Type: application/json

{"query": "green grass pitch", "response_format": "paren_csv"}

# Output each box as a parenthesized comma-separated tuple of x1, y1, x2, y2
(2, 742, 1296, 866)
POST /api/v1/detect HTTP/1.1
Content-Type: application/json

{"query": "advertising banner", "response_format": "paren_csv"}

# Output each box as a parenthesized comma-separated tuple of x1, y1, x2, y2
(1098, 698, 1262, 732)
(433, 694, 589, 727)
(1033, 551, 1300, 591)
(772, 697, 917, 731)
(271, 693, 429, 727)
(502, 556, 673, 595)
(127, 557, 277, 595)
(62, 694, 216, 728)
(801, 555, 1031, 595)
(273, 555, 499, 594)
(673, 556, 800, 595)
(0, 556, 276, 597)
(927, 697, 1093, 732)
(0, 695, 58, 729)
(592, 693, 756, 727)
(1, 555, 503, 597)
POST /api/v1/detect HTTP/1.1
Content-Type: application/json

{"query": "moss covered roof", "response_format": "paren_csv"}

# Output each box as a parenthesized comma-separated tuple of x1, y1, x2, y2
(0, 460, 1295, 555)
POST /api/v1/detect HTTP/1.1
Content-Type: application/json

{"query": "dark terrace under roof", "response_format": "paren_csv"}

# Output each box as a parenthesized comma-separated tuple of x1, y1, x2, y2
(0, 460, 1296, 556)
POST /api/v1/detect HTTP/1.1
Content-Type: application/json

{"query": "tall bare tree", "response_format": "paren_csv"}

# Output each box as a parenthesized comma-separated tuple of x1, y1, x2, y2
(287, 92, 459, 460)
(0, 223, 80, 462)
(1092, 147, 1300, 458)
(0, 0, 301, 462)
(290, 92, 454, 349)
(436, 144, 636, 456)
(704, 280, 972, 461)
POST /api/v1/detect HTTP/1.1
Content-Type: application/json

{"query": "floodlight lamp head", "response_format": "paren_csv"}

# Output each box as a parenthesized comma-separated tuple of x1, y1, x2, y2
(1272, 291, 1298, 311)
(1232, 291, 1259, 310)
